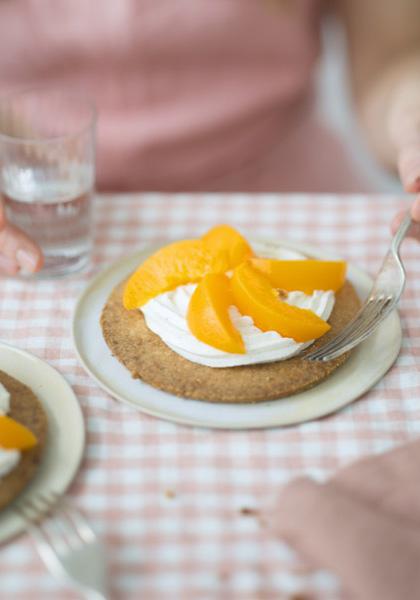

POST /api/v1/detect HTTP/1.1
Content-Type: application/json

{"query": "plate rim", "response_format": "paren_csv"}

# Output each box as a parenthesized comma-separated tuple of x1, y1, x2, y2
(72, 239, 402, 429)
(0, 341, 85, 544)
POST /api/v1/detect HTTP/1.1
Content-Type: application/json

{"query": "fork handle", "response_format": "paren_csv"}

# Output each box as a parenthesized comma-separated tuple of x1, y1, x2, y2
(392, 212, 412, 254)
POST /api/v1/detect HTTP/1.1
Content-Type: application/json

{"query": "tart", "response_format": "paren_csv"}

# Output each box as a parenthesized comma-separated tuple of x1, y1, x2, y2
(0, 370, 47, 511)
(101, 226, 360, 403)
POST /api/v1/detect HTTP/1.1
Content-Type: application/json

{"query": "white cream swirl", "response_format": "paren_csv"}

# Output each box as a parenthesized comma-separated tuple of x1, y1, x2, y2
(0, 382, 21, 480)
(140, 242, 335, 368)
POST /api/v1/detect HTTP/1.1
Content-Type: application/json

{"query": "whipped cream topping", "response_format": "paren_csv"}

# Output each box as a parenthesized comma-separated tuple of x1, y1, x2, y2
(141, 242, 335, 368)
(0, 382, 21, 480)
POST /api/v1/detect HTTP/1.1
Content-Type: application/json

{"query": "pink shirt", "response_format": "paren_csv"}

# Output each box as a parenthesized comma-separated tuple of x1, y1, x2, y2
(0, 0, 367, 192)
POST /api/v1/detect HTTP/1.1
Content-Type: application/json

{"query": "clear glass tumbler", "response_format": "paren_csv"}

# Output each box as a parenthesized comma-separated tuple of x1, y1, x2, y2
(0, 88, 96, 277)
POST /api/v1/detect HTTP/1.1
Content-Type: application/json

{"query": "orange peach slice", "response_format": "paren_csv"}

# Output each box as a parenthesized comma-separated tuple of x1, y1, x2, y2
(187, 273, 245, 354)
(0, 415, 37, 450)
(251, 258, 347, 294)
(123, 239, 230, 309)
(231, 262, 330, 342)
(202, 224, 253, 269)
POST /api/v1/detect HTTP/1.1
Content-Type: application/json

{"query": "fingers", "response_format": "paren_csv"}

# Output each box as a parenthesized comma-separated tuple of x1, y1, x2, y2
(386, 78, 420, 192)
(0, 202, 5, 228)
(0, 222, 43, 275)
(411, 196, 420, 221)
(392, 200, 420, 240)
(397, 141, 420, 193)
(0, 254, 20, 276)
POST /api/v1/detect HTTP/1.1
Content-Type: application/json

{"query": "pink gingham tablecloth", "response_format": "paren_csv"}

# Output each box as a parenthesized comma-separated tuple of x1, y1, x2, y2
(1, 194, 419, 600)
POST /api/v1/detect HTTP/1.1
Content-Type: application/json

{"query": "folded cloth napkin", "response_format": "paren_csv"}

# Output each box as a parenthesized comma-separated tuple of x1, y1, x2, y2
(266, 439, 420, 600)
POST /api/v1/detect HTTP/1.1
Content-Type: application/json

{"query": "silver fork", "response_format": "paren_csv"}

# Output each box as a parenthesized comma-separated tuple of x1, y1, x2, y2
(15, 492, 108, 600)
(304, 212, 412, 362)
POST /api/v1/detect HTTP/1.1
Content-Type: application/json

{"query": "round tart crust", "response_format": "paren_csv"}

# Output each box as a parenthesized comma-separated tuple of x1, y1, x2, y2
(101, 280, 361, 404)
(0, 370, 47, 511)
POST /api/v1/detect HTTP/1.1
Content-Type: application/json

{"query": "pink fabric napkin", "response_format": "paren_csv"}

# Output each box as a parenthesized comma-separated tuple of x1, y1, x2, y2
(266, 439, 420, 600)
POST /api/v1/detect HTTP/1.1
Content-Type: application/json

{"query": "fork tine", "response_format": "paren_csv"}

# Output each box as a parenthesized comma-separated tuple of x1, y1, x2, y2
(62, 504, 96, 544)
(304, 300, 375, 360)
(319, 298, 379, 349)
(321, 299, 395, 360)
(47, 494, 96, 545)
(45, 529, 71, 556)
(304, 315, 370, 361)
(305, 297, 389, 361)
(28, 493, 76, 555)
(310, 297, 388, 359)
(309, 297, 395, 361)
(17, 494, 53, 522)
(50, 513, 83, 552)
(15, 496, 66, 575)
(23, 520, 61, 572)
(338, 298, 393, 345)
(14, 501, 40, 524)
(34, 492, 57, 513)
(35, 493, 86, 552)
(18, 492, 94, 553)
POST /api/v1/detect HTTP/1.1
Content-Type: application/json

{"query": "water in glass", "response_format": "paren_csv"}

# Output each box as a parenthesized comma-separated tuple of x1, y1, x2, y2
(2, 165, 93, 277)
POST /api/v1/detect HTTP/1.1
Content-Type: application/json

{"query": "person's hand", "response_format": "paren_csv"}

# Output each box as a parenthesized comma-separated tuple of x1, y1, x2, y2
(388, 76, 420, 239)
(0, 203, 43, 275)
(392, 203, 420, 240)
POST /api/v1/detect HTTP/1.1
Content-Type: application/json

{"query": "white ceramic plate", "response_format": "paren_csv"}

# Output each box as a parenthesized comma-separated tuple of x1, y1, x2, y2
(0, 343, 84, 544)
(73, 240, 402, 429)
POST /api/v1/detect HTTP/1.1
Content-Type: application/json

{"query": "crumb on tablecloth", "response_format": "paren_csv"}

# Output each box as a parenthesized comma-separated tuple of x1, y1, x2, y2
(239, 507, 258, 516)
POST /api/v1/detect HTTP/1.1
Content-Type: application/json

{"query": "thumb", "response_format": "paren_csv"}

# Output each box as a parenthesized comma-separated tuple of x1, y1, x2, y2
(0, 216, 43, 274)
(0, 201, 20, 274)
(397, 140, 420, 193)
(0, 198, 6, 229)
(386, 75, 420, 192)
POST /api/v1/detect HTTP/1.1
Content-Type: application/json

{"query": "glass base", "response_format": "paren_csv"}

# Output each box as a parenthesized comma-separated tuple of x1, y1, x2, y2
(17, 251, 91, 279)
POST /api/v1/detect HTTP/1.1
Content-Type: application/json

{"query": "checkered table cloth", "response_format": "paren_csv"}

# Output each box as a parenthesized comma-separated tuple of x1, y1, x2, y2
(1, 194, 419, 600)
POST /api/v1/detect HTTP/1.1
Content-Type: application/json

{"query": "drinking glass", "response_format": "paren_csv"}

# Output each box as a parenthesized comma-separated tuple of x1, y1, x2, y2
(0, 88, 96, 277)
